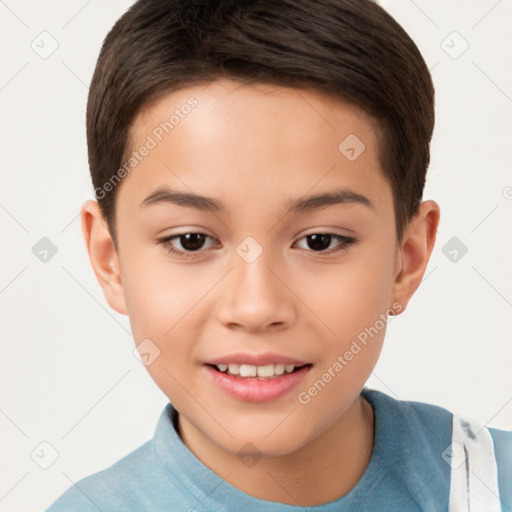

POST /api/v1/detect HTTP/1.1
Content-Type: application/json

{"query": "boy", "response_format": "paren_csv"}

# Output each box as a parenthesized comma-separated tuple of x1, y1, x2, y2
(46, 0, 512, 510)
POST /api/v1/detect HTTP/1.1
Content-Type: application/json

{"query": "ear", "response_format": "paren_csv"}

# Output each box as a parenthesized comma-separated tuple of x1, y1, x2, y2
(80, 199, 128, 315)
(391, 200, 440, 314)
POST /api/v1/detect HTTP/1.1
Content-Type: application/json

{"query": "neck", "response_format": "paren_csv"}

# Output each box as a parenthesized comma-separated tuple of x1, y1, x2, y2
(177, 394, 375, 506)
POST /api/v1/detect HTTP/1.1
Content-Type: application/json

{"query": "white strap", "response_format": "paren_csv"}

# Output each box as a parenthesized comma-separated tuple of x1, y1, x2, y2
(447, 415, 502, 512)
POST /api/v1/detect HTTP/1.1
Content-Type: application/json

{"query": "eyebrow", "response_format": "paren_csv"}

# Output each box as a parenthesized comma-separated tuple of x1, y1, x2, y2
(140, 185, 372, 214)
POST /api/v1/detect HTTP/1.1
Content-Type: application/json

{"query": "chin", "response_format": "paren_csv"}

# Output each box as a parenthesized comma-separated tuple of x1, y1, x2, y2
(224, 432, 309, 459)
(204, 410, 320, 457)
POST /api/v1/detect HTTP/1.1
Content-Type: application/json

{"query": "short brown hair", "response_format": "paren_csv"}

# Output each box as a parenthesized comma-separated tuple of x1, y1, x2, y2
(87, 0, 435, 249)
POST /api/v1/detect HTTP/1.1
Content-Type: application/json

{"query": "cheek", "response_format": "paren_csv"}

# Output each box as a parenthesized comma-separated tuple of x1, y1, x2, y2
(296, 258, 392, 418)
(121, 250, 204, 338)
(121, 258, 202, 398)
(121, 255, 214, 400)
(300, 246, 396, 402)
(310, 250, 395, 341)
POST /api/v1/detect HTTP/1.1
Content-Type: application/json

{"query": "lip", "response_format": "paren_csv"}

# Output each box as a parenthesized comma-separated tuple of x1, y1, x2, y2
(204, 363, 312, 403)
(204, 351, 310, 367)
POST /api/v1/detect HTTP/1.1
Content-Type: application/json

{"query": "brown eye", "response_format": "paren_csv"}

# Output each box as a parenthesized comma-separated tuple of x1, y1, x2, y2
(295, 233, 356, 254)
(305, 234, 333, 251)
(158, 232, 217, 258)
(176, 233, 207, 251)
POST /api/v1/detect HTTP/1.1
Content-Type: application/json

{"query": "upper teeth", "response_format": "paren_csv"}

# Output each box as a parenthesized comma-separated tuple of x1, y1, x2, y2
(216, 363, 298, 377)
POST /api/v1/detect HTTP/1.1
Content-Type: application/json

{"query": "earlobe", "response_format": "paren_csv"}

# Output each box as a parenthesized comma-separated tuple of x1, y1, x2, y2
(391, 200, 440, 314)
(80, 200, 128, 315)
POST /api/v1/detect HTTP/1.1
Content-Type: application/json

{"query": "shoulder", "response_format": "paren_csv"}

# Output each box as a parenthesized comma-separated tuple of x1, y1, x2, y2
(488, 425, 512, 510)
(44, 439, 165, 511)
(365, 387, 512, 459)
(363, 388, 512, 510)
(362, 388, 454, 502)
(362, 387, 454, 443)
(489, 424, 512, 455)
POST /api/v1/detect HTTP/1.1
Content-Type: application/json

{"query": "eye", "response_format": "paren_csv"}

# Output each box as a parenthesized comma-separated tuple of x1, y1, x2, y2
(294, 233, 356, 254)
(159, 232, 218, 258)
(158, 232, 355, 258)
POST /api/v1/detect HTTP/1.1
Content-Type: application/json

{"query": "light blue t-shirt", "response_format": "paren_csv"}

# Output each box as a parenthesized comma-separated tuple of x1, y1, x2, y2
(45, 388, 512, 511)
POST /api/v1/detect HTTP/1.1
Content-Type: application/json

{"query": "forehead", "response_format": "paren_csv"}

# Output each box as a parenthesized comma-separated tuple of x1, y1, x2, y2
(117, 79, 391, 220)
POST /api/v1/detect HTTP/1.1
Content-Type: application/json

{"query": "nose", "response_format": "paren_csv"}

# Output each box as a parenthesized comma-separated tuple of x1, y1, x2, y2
(217, 247, 297, 333)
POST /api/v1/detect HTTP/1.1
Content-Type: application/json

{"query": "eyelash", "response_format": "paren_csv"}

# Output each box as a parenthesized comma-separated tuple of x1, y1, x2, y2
(158, 232, 356, 259)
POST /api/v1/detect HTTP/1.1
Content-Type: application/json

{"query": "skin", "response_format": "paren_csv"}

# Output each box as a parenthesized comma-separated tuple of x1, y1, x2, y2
(81, 79, 440, 506)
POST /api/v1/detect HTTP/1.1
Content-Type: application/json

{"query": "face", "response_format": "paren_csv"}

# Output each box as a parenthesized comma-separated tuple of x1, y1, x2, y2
(99, 79, 405, 456)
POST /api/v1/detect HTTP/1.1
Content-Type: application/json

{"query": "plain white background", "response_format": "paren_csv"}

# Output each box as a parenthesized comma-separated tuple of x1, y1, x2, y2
(0, 1, 511, 510)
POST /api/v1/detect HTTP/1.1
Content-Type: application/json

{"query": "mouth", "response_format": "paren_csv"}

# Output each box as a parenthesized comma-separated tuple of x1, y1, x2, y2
(207, 362, 312, 379)
(204, 360, 313, 403)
